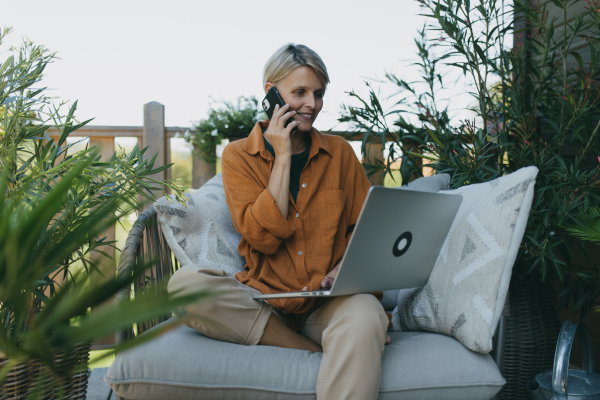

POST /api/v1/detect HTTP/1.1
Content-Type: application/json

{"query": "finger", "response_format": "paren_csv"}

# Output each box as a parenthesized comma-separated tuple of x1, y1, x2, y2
(284, 120, 301, 133)
(274, 103, 289, 119)
(385, 335, 391, 345)
(270, 104, 280, 123)
(278, 112, 296, 130)
(280, 110, 297, 122)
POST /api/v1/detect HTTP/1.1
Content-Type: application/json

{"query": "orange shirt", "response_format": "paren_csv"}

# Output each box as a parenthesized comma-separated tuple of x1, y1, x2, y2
(221, 121, 372, 316)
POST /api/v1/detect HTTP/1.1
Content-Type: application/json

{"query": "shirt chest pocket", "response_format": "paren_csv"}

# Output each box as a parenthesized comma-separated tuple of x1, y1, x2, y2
(309, 189, 347, 250)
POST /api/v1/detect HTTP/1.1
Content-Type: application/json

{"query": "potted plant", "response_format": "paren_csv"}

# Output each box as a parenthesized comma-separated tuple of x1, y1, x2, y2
(340, 0, 600, 397)
(187, 96, 266, 163)
(0, 27, 209, 398)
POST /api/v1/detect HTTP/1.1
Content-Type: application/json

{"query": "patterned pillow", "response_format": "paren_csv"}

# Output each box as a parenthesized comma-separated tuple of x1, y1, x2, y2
(395, 166, 538, 353)
(154, 173, 245, 276)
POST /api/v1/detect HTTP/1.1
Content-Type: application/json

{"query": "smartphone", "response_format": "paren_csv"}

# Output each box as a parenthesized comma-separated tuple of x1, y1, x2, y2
(262, 87, 297, 134)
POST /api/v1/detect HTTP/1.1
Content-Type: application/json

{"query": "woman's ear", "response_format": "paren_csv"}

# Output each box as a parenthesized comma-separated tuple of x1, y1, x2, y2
(264, 82, 274, 94)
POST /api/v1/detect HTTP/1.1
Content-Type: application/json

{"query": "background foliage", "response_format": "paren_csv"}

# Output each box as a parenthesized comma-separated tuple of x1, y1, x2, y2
(0, 26, 208, 389)
(341, 0, 600, 314)
(188, 96, 265, 163)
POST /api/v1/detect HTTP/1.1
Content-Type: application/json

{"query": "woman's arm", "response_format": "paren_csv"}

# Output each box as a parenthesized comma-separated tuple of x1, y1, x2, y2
(267, 157, 291, 218)
(221, 105, 300, 255)
(264, 104, 299, 218)
(222, 147, 293, 255)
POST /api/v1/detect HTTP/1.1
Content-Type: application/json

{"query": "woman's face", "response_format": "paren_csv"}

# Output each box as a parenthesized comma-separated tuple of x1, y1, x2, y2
(265, 66, 325, 133)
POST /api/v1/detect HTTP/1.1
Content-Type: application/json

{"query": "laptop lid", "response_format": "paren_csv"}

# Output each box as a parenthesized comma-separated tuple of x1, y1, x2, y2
(328, 186, 462, 296)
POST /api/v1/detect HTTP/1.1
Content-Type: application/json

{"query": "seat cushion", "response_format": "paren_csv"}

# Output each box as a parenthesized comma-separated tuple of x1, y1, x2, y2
(105, 319, 505, 400)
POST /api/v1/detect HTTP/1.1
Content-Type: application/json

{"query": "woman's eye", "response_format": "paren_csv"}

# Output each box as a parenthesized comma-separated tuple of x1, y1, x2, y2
(295, 90, 304, 96)
(315, 92, 324, 99)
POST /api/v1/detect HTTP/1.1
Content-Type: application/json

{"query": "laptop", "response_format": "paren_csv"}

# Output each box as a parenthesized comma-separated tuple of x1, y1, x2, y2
(253, 186, 462, 300)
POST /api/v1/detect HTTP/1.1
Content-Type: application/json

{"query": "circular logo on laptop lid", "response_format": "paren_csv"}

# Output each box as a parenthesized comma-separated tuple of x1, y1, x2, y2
(393, 232, 412, 257)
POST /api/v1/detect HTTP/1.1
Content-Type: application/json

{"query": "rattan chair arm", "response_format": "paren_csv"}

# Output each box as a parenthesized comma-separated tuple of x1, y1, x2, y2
(115, 205, 157, 303)
(114, 205, 158, 344)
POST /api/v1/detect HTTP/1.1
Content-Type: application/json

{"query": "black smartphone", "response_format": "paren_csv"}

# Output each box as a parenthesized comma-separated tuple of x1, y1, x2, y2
(262, 87, 297, 134)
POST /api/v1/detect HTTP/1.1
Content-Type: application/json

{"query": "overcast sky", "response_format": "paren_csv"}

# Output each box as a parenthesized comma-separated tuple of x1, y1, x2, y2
(2, 0, 478, 131)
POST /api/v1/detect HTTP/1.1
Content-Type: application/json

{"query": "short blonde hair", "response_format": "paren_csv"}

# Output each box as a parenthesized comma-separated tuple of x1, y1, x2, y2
(263, 44, 330, 89)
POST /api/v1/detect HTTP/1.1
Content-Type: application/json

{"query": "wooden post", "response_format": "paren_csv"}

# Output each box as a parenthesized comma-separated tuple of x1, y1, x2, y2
(143, 102, 167, 182)
(362, 142, 385, 186)
(89, 136, 117, 349)
(192, 147, 216, 189)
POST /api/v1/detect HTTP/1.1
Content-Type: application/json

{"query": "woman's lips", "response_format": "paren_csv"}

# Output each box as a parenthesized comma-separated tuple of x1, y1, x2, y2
(298, 113, 313, 120)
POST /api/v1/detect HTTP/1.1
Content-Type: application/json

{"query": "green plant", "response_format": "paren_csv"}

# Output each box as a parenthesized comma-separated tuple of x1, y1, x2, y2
(0, 27, 210, 391)
(341, 0, 600, 314)
(189, 96, 265, 163)
(565, 207, 600, 244)
(562, 206, 600, 311)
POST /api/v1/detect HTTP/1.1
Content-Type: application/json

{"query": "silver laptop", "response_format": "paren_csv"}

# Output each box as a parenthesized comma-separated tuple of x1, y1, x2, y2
(253, 186, 462, 300)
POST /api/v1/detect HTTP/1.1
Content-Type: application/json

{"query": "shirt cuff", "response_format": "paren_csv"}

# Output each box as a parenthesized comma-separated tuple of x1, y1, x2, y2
(252, 189, 295, 239)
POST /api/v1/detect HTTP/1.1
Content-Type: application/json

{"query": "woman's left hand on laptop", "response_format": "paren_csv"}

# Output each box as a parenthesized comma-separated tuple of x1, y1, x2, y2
(320, 262, 341, 288)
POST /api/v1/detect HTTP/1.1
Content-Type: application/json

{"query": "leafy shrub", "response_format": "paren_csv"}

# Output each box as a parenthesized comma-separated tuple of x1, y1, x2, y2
(188, 96, 265, 163)
(341, 0, 600, 314)
(0, 27, 206, 381)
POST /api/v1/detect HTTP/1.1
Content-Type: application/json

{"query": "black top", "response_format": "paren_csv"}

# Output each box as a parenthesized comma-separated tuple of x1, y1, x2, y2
(263, 133, 312, 203)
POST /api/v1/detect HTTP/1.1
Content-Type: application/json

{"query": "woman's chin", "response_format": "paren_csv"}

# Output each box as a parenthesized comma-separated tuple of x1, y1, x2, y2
(296, 121, 315, 132)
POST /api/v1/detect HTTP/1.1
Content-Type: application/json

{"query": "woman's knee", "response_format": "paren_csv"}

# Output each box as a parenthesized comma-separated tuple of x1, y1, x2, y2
(167, 266, 232, 321)
(327, 294, 389, 338)
(168, 265, 225, 297)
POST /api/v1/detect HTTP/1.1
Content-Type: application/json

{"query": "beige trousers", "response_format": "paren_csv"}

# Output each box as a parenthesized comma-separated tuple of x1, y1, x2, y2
(168, 265, 389, 400)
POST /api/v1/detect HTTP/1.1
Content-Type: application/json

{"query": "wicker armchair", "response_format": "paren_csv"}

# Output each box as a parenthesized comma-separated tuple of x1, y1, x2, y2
(112, 204, 558, 400)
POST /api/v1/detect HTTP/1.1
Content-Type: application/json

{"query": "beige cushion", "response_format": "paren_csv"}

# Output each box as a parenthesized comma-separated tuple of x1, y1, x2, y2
(154, 173, 245, 276)
(396, 167, 538, 353)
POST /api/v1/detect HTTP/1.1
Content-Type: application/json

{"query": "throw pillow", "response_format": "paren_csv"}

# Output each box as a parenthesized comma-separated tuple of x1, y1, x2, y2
(395, 173, 450, 193)
(154, 173, 246, 276)
(395, 166, 538, 353)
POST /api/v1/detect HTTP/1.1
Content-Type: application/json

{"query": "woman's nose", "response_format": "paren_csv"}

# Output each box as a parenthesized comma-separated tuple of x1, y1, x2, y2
(305, 94, 315, 109)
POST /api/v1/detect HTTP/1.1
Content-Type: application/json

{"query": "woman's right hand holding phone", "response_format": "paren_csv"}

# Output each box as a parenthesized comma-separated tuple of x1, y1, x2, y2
(264, 104, 300, 159)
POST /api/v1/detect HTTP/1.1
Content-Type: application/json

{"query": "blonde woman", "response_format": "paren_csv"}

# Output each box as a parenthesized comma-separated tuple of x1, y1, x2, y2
(169, 44, 390, 400)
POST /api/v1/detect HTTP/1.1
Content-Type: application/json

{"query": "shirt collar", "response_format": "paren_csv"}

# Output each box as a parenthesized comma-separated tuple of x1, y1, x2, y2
(243, 120, 333, 160)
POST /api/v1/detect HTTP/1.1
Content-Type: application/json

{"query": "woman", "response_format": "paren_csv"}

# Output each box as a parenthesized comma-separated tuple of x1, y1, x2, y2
(168, 44, 390, 400)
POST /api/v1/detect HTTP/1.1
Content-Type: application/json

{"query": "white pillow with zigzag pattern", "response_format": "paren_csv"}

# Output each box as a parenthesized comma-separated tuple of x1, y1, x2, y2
(395, 166, 538, 353)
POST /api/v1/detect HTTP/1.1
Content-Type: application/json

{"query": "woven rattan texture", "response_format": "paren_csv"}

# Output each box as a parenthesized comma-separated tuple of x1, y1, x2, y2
(0, 342, 90, 399)
(494, 277, 560, 400)
(115, 205, 180, 340)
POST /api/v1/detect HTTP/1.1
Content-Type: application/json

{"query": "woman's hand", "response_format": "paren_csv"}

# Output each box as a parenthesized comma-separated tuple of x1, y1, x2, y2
(264, 104, 300, 158)
(321, 262, 341, 288)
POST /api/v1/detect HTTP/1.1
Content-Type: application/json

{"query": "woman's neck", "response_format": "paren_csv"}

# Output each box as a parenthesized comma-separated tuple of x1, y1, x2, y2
(290, 130, 309, 155)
